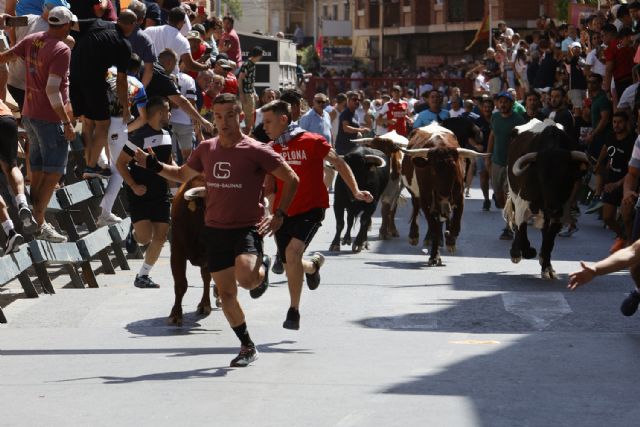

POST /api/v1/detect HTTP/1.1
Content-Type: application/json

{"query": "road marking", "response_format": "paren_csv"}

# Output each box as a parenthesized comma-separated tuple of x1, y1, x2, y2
(502, 292, 571, 330)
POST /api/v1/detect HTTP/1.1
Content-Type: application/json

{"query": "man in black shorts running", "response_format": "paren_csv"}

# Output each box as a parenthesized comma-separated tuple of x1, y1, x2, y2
(134, 93, 299, 367)
(261, 100, 373, 330)
(117, 96, 173, 288)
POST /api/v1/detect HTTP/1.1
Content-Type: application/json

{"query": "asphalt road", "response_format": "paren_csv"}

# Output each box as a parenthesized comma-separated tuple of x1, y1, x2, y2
(1, 186, 639, 427)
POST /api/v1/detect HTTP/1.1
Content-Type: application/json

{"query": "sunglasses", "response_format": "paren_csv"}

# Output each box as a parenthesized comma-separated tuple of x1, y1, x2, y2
(315, 99, 327, 104)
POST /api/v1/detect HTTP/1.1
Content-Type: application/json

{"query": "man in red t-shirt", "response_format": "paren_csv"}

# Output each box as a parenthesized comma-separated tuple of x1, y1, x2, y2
(377, 85, 413, 136)
(604, 27, 635, 99)
(134, 93, 299, 368)
(261, 100, 373, 330)
(213, 55, 238, 95)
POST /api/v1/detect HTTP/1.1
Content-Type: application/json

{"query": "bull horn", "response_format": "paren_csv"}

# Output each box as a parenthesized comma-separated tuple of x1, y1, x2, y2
(184, 186, 206, 200)
(400, 147, 433, 158)
(456, 148, 490, 159)
(351, 138, 374, 145)
(364, 155, 387, 168)
(570, 151, 590, 164)
(512, 152, 538, 176)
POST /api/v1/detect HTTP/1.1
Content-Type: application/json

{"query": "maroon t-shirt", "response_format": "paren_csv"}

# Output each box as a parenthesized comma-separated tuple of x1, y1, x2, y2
(187, 136, 285, 229)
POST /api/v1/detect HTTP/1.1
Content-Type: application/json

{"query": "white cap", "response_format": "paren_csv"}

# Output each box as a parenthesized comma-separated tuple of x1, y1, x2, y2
(47, 6, 77, 25)
(570, 41, 582, 49)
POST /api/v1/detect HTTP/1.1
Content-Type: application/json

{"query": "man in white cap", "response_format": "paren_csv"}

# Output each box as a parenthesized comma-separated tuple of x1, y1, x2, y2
(0, 6, 76, 242)
(567, 41, 587, 112)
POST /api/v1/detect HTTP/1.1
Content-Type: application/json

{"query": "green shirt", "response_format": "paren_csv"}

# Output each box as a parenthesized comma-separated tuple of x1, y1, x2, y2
(491, 111, 526, 166)
(590, 91, 612, 149)
(512, 101, 526, 115)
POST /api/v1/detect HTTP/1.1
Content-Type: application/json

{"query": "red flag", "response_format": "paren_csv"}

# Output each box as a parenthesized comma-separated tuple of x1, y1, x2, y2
(465, 14, 490, 51)
(316, 31, 323, 59)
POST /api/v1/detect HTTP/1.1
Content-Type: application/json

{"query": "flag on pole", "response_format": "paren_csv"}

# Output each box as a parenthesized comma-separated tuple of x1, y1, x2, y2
(465, 14, 490, 51)
(316, 31, 323, 59)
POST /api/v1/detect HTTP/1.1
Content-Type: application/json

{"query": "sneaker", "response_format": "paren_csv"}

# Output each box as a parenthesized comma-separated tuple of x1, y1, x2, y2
(558, 226, 579, 237)
(3, 229, 24, 254)
(18, 205, 37, 234)
(125, 225, 137, 254)
(465, 188, 471, 198)
(499, 228, 513, 240)
(282, 307, 300, 330)
(584, 196, 603, 214)
(271, 253, 284, 275)
(610, 237, 626, 254)
(250, 255, 270, 299)
(134, 274, 160, 288)
(230, 345, 258, 367)
(305, 252, 325, 290)
(82, 166, 101, 179)
(482, 199, 491, 211)
(98, 167, 112, 178)
(96, 212, 123, 227)
(621, 290, 640, 316)
(36, 222, 67, 243)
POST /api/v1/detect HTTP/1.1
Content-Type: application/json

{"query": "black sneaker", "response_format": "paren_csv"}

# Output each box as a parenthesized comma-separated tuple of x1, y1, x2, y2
(3, 229, 24, 254)
(620, 290, 640, 316)
(125, 225, 138, 254)
(134, 274, 160, 288)
(499, 228, 513, 240)
(82, 166, 101, 179)
(271, 253, 284, 275)
(230, 345, 258, 367)
(250, 255, 270, 299)
(18, 205, 37, 234)
(482, 199, 491, 211)
(305, 252, 325, 290)
(282, 307, 300, 330)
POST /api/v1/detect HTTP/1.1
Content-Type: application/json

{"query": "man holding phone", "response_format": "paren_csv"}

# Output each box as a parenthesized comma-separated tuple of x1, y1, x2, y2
(220, 15, 241, 71)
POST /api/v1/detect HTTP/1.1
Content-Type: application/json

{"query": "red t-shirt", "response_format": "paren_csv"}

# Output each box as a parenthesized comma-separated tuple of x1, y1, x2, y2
(13, 32, 70, 123)
(604, 39, 635, 81)
(187, 44, 206, 80)
(223, 72, 238, 95)
(220, 29, 242, 68)
(271, 132, 331, 216)
(379, 100, 409, 136)
(186, 136, 285, 229)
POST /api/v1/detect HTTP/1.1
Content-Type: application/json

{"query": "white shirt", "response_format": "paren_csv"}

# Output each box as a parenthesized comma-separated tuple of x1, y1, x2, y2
(618, 82, 639, 111)
(449, 108, 464, 118)
(585, 47, 606, 77)
(170, 72, 197, 125)
(145, 24, 191, 59)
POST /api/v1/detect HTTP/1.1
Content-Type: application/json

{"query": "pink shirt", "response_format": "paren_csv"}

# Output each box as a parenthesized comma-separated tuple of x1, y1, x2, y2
(220, 29, 242, 68)
(186, 136, 285, 229)
(13, 31, 70, 123)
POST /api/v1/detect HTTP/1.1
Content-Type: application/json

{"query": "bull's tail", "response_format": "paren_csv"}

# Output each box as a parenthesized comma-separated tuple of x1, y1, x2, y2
(503, 195, 515, 228)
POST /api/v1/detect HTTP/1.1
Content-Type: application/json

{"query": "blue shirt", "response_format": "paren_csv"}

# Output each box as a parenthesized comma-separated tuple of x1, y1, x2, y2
(16, 0, 46, 16)
(414, 108, 450, 128)
(299, 108, 332, 145)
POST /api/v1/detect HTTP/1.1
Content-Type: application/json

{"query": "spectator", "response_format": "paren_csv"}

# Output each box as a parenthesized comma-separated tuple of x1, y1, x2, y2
(521, 91, 546, 123)
(299, 93, 332, 148)
(475, 97, 494, 210)
(616, 64, 640, 120)
(170, 59, 198, 163)
(377, 85, 412, 136)
(561, 25, 579, 53)
(585, 31, 606, 78)
(604, 27, 635, 101)
(279, 89, 302, 122)
(532, 39, 558, 92)
(238, 46, 263, 133)
(335, 91, 369, 155)
(69, 0, 115, 20)
(567, 42, 588, 112)
(126, 0, 156, 87)
(213, 54, 238, 95)
(413, 89, 450, 127)
(514, 47, 529, 97)
(548, 87, 575, 138)
(484, 47, 503, 95)
(142, 0, 161, 28)
(220, 15, 241, 70)
(195, 69, 213, 113)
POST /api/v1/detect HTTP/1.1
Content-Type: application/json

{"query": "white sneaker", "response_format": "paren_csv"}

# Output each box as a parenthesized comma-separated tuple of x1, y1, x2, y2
(37, 222, 67, 243)
(96, 212, 123, 227)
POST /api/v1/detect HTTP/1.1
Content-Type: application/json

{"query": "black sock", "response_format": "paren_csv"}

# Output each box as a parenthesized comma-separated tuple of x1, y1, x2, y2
(232, 322, 254, 347)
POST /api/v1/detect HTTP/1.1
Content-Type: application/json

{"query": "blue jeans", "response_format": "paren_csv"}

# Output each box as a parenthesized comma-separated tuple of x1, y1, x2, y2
(23, 117, 69, 175)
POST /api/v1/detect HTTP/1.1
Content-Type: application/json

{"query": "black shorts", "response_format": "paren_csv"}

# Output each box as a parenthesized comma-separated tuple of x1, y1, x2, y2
(602, 184, 623, 207)
(129, 198, 171, 224)
(275, 208, 325, 263)
(0, 115, 18, 165)
(70, 82, 110, 121)
(204, 226, 263, 273)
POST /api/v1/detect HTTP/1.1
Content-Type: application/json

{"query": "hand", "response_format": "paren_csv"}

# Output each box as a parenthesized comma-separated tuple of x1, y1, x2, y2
(200, 118, 214, 134)
(354, 190, 374, 203)
(132, 183, 147, 196)
(63, 123, 75, 141)
(360, 127, 370, 134)
(133, 147, 150, 168)
(567, 261, 597, 290)
(257, 214, 283, 236)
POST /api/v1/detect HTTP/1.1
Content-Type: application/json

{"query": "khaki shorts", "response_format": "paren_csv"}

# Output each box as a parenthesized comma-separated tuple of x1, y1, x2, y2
(491, 164, 508, 194)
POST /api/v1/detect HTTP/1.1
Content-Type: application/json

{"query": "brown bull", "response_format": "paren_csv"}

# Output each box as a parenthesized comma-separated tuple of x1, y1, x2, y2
(167, 176, 220, 326)
(401, 123, 488, 266)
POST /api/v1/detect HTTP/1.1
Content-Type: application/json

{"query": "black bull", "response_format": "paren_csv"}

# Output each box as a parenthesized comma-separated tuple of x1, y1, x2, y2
(504, 120, 589, 279)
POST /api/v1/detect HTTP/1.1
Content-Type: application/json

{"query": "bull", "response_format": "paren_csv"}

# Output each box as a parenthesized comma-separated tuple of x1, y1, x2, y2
(167, 176, 220, 326)
(401, 123, 488, 266)
(351, 130, 408, 240)
(329, 146, 389, 253)
(505, 118, 589, 279)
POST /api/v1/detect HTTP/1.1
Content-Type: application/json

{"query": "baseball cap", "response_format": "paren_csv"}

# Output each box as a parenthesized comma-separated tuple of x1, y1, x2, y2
(47, 6, 77, 25)
(217, 59, 233, 69)
(496, 91, 514, 102)
(570, 41, 582, 49)
(187, 31, 201, 40)
(44, 0, 71, 8)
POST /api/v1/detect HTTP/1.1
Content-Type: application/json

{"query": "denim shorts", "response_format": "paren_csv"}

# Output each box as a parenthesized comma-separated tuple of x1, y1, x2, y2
(23, 117, 69, 175)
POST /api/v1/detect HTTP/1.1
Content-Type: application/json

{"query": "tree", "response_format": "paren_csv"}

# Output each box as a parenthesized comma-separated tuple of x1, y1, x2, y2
(222, 0, 242, 19)
(557, 0, 600, 22)
(299, 45, 320, 72)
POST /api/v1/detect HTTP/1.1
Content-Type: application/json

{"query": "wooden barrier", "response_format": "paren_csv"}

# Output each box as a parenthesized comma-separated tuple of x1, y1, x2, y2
(0, 244, 39, 324)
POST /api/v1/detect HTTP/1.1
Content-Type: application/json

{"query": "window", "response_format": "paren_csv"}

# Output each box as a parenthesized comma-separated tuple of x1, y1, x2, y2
(344, 1, 350, 19)
(323, 4, 328, 18)
(333, 4, 338, 20)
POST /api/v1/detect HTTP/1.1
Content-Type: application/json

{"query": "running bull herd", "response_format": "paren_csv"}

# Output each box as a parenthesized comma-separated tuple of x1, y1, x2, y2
(167, 118, 586, 325)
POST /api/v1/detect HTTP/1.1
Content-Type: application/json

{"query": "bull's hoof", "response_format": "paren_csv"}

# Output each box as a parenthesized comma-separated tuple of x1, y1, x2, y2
(167, 310, 183, 327)
(341, 237, 352, 245)
(197, 302, 212, 316)
(409, 237, 419, 246)
(379, 230, 390, 240)
(541, 267, 557, 280)
(391, 229, 399, 238)
(447, 245, 456, 254)
(352, 244, 363, 253)
(215, 296, 222, 308)
(511, 257, 522, 264)
(364, 241, 370, 250)
(329, 244, 341, 252)
(522, 247, 537, 259)
(427, 257, 443, 267)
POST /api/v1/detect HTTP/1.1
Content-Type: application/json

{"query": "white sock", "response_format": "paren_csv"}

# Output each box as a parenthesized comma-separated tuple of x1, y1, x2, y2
(2, 220, 14, 235)
(138, 262, 153, 277)
(15, 193, 27, 208)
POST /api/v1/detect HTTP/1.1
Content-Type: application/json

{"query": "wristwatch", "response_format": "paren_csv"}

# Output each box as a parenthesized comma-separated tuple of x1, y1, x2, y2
(274, 208, 287, 219)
